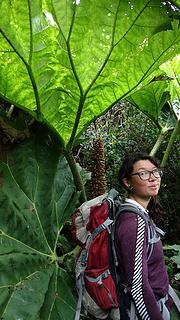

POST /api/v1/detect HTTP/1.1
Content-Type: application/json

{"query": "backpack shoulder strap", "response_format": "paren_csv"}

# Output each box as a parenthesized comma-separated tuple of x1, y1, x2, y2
(118, 203, 148, 221)
(116, 203, 153, 260)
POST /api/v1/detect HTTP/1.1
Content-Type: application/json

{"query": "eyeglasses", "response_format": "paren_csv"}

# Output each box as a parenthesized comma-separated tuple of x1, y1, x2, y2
(130, 168, 163, 181)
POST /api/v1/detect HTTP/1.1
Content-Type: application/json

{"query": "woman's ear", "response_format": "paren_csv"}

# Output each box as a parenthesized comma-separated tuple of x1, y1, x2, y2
(123, 178, 130, 189)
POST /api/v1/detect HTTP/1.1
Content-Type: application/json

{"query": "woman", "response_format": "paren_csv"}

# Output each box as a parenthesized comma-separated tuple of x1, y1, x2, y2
(114, 152, 174, 320)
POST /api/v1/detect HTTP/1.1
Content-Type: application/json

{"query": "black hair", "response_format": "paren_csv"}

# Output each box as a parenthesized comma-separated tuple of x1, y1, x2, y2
(118, 152, 164, 222)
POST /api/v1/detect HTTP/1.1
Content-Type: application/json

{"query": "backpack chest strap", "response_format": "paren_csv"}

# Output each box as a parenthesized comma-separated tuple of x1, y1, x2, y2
(92, 218, 113, 239)
(85, 269, 111, 284)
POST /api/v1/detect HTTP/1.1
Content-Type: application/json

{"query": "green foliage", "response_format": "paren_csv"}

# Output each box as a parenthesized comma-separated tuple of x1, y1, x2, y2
(160, 55, 180, 102)
(0, 1, 180, 147)
(171, 245, 180, 267)
(0, 127, 79, 319)
(126, 54, 180, 164)
(164, 245, 180, 294)
(127, 79, 170, 127)
(159, 147, 180, 243)
(158, 103, 177, 132)
(171, 305, 180, 320)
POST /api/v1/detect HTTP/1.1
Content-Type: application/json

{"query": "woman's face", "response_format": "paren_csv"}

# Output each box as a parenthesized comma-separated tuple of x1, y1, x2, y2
(124, 159, 161, 200)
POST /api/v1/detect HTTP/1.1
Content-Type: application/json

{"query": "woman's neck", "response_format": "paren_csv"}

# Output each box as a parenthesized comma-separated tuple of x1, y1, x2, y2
(128, 195, 150, 210)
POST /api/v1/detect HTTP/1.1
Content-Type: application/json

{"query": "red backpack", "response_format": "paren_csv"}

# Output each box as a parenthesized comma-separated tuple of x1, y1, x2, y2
(71, 190, 152, 320)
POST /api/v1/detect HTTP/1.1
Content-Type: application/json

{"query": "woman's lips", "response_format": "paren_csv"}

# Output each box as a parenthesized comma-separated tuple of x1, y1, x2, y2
(149, 185, 159, 189)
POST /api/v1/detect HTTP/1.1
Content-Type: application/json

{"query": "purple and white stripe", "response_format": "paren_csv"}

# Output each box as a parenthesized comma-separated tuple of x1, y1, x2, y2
(131, 215, 150, 320)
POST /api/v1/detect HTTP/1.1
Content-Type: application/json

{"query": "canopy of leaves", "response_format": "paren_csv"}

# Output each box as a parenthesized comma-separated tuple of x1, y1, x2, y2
(0, 0, 180, 147)
(0, 129, 79, 318)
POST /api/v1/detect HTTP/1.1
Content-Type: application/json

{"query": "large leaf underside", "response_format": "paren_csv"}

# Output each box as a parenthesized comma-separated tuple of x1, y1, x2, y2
(0, 0, 180, 146)
(0, 129, 79, 319)
(127, 80, 170, 126)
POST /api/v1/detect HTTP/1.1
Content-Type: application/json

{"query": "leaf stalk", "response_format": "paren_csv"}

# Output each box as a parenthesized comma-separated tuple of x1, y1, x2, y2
(64, 149, 87, 203)
(150, 128, 169, 157)
(161, 119, 180, 167)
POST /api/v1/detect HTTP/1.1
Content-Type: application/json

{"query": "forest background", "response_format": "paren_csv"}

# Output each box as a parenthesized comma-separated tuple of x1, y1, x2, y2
(0, 0, 180, 319)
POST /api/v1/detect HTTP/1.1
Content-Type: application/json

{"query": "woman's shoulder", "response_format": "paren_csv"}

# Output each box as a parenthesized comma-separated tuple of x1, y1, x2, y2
(115, 209, 148, 231)
(115, 210, 149, 243)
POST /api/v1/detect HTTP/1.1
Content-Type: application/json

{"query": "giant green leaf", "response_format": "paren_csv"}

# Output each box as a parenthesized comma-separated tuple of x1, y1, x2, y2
(0, 128, 79, 318)
(126, 79, 170, 126)
(160, 55, 180, 101)
(126, 54, 180, 124)
(0, 0, 180, 147)
(160, 55, 180, 120)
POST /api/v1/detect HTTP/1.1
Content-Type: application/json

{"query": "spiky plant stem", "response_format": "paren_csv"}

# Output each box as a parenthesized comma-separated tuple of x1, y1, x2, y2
(90, 137, 106, 198)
